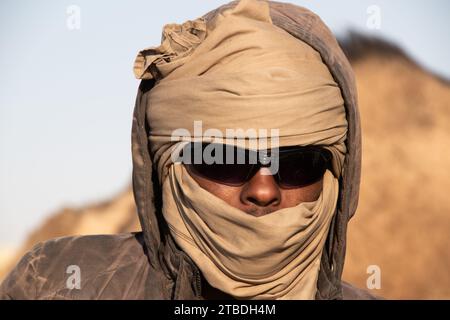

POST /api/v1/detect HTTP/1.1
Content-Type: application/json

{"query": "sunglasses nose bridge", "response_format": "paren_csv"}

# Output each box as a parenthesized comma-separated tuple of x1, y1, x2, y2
(243, 151, 279, 184)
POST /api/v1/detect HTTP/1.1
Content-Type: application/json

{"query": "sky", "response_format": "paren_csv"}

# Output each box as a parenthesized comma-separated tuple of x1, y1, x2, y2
(1, 0, 449, 247)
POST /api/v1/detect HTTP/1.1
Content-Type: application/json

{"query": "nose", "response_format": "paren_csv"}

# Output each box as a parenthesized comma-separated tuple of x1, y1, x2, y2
(240, 167, 281, 216)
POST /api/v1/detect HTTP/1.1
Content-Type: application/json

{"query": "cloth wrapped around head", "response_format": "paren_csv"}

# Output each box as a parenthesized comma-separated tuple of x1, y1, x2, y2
(134, 0, 347, 183)
(134, 0, 348, 300)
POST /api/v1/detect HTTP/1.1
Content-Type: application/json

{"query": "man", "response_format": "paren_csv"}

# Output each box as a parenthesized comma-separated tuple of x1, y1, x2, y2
(0, 0, 375, 299)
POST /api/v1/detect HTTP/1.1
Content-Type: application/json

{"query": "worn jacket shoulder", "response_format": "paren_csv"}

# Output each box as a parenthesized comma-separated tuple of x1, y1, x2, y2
(0, 232, 157, 299)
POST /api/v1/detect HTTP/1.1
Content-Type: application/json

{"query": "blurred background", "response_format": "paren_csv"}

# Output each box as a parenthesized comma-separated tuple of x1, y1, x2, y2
(1, 0, 449, 299)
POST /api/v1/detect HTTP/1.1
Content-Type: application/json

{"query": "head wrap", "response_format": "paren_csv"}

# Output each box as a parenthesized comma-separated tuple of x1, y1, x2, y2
(134, 0, 347, 182)
(134, 0, 347, 299)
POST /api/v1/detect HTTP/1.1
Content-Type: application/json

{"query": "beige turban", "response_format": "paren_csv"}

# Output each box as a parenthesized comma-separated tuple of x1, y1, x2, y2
(134, 0, 347, 182)
(134, 0, 347, 299)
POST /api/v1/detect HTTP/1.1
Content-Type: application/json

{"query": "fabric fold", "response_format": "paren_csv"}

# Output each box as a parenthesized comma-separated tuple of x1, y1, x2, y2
(134, 18, 207, 80)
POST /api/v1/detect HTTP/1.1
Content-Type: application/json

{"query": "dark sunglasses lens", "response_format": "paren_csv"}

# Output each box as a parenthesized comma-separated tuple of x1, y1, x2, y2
(183, 143, 253, 186)
(187, 163, 252, 186)
(277, 149, 331, 188)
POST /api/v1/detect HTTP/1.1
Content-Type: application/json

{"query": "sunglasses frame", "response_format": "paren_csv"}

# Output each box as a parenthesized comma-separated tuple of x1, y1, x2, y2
(182, 143, 332, 188)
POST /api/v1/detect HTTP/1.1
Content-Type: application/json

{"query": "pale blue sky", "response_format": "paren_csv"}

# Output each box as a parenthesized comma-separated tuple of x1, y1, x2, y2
(1, 0, 449, 246)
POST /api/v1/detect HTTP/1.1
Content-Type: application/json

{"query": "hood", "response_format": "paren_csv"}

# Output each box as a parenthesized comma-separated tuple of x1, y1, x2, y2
(131, 0, 361, 300)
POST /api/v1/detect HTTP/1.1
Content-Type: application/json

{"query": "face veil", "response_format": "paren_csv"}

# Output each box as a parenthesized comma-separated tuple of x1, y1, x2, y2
(163, 163, 339, 299)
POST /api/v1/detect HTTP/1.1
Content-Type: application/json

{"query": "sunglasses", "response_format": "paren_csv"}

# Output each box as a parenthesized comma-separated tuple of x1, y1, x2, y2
(179, 143, 332, 189)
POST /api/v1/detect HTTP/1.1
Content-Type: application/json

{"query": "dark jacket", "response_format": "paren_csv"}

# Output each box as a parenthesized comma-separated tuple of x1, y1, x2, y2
(0, 0, 375, 300)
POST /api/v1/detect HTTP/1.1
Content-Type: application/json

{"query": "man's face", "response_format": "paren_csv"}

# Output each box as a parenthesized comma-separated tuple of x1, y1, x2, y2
(186, 166, 323, 217)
